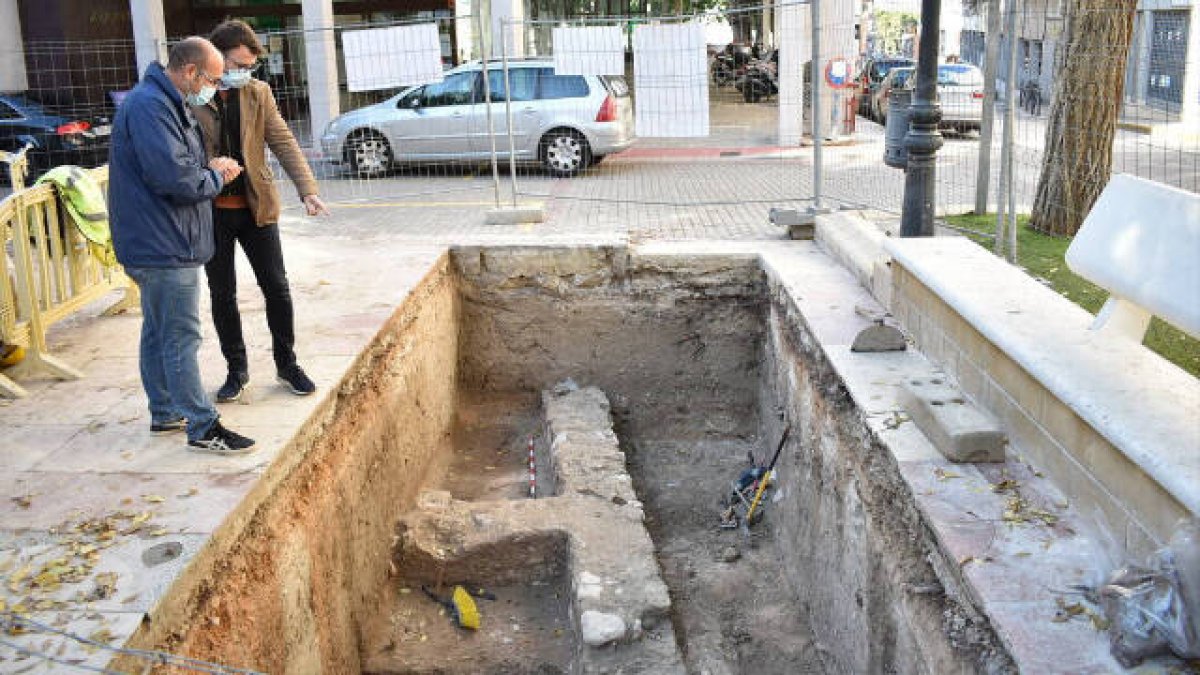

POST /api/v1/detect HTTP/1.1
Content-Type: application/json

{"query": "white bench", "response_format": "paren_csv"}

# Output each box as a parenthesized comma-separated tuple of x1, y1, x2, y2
(1066, 173, 1200, 341)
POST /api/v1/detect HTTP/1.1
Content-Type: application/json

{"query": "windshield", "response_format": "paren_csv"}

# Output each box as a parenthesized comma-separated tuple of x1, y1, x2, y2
(891, 68, 915, 87)
(938, 64, 983, 86)
(873, 60, 912, 80)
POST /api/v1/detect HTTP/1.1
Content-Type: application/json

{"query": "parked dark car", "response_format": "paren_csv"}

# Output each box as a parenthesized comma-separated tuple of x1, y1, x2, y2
(871, 66, 915, 122)
(856, 57, 915, 116)
(0, 94, 112, 181)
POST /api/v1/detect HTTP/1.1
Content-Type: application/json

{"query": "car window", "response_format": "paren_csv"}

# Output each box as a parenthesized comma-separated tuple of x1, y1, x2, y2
(938, 65, 983, 86)
(0, 102, 23, 120)
(873, 61, 910, 81)
(892, 69, 914, 88)
(398, 87, 423, 108)
(537, 69, 589, 99)
(484, 68, 538, 102)
(421, 72, 478, 107)
(600, 75, 630, 97)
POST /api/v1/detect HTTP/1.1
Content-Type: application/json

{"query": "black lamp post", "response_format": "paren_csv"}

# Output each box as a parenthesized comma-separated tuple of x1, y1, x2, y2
(900, 0, 943, 237)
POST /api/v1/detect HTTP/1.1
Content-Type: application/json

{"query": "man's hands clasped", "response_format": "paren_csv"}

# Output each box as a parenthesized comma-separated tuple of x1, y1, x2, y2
(208, 156, 243, 184)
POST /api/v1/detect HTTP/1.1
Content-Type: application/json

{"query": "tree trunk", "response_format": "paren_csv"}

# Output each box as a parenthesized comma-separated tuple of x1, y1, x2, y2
(1029, 0, 1137, 236)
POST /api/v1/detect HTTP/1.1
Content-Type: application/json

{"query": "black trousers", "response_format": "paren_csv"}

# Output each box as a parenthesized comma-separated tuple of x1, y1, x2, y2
(205, 207, 296, 376)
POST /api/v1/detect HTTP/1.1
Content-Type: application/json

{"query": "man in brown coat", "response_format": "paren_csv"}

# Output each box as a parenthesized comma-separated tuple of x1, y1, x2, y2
(193, 20, 329, 403)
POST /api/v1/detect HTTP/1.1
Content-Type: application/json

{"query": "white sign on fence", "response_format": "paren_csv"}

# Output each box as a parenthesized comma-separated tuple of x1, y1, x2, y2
(343, 23, 444, 92)
(552, 26, 624, 76)
(633, 22, 709, 137)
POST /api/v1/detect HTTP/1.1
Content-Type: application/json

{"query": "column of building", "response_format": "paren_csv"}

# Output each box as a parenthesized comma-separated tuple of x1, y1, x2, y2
(0, 0, 28, 92)
(129, 0, 168, 79)
(491, 0, 526, 57)
(301, 0, 340, 145)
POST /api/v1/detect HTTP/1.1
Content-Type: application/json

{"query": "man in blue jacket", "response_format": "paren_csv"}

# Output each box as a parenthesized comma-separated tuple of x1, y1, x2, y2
(109, 37, 255, 454)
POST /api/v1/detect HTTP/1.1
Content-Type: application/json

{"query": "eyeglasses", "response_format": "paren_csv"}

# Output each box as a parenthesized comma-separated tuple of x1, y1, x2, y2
(197, 69, 222, 86)
(227, 57, 262, 71)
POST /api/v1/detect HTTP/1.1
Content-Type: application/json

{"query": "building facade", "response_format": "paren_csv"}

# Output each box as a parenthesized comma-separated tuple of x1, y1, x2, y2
(1126, 0, 1198, 117)
(1, 0, 495, 144)
(960, 0, 1197, 124)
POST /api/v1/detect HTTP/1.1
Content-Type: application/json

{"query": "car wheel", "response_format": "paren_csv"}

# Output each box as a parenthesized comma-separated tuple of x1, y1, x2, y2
(347, 132, 392, 178)
(541, 130, 590, 177)
(743, 80, 765, 103)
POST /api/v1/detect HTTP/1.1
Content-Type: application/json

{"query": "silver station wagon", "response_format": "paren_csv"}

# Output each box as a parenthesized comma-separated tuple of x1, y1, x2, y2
(321, 59, 635, 177)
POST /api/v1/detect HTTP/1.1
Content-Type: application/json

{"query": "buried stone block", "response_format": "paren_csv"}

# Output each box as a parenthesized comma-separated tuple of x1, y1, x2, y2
(581, 610, 627, 646)
(900, 377, 1007, 463)
(393, 383, 684, 673)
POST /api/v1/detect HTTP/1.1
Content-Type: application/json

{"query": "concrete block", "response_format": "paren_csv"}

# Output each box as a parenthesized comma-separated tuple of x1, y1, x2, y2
(485, 206, 546, 224)
(769, 208, 821, 240)
(768, 208, 812, 227)
(900, 377, 1006, 463)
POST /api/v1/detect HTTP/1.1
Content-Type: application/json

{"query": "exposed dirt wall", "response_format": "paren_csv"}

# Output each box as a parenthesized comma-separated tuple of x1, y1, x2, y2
(759, 274, 1015, 675)
(453, 246, 767, 442)
(115, 256, 460, 674)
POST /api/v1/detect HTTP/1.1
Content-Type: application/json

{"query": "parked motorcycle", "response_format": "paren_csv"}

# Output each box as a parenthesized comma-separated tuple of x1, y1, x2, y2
(711, 55, 738, 87)
(736, 51, 778, 103)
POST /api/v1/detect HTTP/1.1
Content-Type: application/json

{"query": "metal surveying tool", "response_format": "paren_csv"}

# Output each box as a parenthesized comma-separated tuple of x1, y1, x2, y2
(719, 426, 790, 531)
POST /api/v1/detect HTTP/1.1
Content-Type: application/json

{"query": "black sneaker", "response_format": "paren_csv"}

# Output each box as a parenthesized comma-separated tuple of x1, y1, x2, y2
(216, 372, 249, 403)
(150, 417, 186, 434)
(276, 364, 316, 396)
(188, 421, 256, 455)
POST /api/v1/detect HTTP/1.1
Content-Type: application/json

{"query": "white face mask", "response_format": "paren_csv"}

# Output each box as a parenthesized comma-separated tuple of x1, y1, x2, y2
(221, 69, 253, 89)
(186, 71, 217, 106)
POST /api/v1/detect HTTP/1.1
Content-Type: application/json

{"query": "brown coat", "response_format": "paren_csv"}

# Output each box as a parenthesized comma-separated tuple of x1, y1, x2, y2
(192, 79, 318, 226)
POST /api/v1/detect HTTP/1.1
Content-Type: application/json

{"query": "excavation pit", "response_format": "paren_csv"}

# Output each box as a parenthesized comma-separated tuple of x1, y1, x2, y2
(112, 242, 1120, 673)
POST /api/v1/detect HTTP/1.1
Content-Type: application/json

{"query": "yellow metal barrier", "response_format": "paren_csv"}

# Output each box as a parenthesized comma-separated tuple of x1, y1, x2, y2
(0, 147, 137, 398)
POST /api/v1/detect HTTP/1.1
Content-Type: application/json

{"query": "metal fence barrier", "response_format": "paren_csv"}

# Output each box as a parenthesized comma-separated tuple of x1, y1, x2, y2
(0, 148, 136, 399)
(0, 3, 1195, 245)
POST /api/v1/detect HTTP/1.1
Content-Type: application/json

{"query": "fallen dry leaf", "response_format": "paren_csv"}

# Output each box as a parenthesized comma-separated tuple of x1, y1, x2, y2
(11, 495, 33, 509)
(91, 572, 119, 600)
(8, 564, 32, 588)
(142, 494, 166, 504)
(991, 479, 1019, 494)
(933, 468, 961, 481)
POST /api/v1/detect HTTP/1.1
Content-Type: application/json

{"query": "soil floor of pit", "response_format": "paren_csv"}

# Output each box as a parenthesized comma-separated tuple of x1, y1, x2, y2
(435, 391, 552, 502)
(361, 579, 574, 674)
(628, 436, 827, 675)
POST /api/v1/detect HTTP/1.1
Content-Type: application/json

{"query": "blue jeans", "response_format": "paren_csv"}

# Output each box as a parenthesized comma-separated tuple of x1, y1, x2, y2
(125, 266, 218, 442)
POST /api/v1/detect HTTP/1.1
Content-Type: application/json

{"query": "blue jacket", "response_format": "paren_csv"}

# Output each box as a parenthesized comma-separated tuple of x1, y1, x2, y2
(109, 63, 224, 269)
